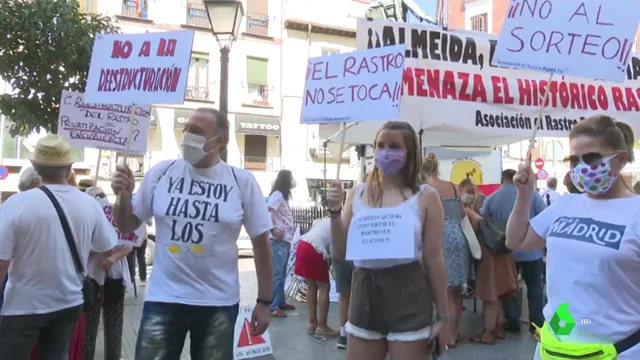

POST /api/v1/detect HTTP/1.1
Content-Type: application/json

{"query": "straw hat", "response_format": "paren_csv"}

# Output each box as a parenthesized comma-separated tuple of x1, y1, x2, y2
(28, 134, 75, 166)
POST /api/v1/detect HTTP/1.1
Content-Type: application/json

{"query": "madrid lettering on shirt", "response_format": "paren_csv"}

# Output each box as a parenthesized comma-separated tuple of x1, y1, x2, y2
(98, 38, 182, 94)
(355, 213, 401, 244)
(304, 52, 403, 106)
(504, 1, 631, 71)
(549, 216, 626, 250)
(164, 177, 233, 244)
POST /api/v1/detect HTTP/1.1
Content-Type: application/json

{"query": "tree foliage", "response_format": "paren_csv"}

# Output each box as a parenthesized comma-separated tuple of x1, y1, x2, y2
(0, 0, 120, 137)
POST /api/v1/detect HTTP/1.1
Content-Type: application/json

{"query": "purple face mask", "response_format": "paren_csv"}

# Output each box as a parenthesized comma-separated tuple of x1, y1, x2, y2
(375, 148, 406, 175)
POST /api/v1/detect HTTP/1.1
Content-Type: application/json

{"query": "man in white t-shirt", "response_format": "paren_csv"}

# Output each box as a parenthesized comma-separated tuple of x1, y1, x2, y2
(539, 177, 561, 206)
(0, 135, 118, 359)
(111, 107, 274, 359)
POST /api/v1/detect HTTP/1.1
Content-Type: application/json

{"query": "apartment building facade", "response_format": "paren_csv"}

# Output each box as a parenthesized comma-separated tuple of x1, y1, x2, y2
(0, 0, 373, 202)
(281, 0, 371, 203)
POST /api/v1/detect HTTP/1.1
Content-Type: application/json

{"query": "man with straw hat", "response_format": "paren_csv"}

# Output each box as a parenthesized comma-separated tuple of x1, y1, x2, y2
(0, 134, 118, 359)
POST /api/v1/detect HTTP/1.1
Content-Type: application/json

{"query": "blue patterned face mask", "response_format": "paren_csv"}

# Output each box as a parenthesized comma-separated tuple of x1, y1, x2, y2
(570, 153, 619, 195)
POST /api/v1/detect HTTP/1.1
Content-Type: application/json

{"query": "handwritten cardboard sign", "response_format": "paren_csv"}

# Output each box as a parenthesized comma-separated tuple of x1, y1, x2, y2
(57, 90, 151, 154)
(84, 30, 194, 105)
(345, 207, 416, 261)
(300, 45, 405, 124)
(494, 0, 640, 82)
(97, 197, 145, 247)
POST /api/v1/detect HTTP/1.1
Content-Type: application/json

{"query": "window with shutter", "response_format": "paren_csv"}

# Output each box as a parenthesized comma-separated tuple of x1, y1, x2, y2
(246, 0, 269, 36)
(186, 53, 210, 101)
(470, 13, 488, 33)
(246, 57, 269, 104)
(186, 0, 210, 28)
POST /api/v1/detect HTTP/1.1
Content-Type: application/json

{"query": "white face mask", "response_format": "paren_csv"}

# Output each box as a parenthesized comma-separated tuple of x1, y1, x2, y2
(181, 133, 217, 165)
(461, 193, 474, 205)
(291, 179, 297, 189)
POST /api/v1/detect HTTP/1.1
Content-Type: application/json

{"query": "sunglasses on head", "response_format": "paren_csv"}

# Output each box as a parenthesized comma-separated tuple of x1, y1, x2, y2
(562, 152, 618, 168)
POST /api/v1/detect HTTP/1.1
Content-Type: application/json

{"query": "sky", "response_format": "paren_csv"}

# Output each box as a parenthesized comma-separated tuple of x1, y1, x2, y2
(411, 0, 437, 22)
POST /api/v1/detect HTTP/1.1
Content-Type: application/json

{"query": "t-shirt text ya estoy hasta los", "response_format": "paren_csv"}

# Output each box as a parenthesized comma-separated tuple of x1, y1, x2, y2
(132, 160, 273, 306)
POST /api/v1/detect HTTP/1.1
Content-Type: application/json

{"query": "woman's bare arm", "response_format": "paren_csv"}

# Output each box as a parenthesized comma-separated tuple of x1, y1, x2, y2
(420, 187, 448, 316)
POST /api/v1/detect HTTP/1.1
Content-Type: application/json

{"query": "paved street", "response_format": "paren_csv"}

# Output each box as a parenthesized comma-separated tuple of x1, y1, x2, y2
(95, 259, 537, 360)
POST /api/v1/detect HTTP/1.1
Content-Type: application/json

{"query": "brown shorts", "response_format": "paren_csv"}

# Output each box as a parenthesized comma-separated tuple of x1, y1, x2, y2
(346, 261, 434, 341)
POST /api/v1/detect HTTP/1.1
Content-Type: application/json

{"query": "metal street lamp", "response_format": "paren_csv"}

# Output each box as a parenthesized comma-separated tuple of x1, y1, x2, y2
(204, 0, 244, 162)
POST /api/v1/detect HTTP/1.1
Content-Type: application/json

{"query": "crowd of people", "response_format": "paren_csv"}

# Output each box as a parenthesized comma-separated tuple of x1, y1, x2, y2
(0, 108, 638, 360)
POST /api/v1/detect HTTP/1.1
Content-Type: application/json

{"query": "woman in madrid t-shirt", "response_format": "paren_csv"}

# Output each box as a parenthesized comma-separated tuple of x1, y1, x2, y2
(506, 115, 640, 359)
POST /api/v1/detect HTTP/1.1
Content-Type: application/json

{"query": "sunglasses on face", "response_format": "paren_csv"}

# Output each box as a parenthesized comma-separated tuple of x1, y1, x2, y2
(562, 152, 618, 168)
(95, 193, 106, 199)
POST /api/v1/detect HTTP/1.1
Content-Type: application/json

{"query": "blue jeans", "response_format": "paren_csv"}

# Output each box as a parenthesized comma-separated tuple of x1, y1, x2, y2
(135, 301, 239, 360)
(504, 259, 545, 330)
(270, 239, 291, 311)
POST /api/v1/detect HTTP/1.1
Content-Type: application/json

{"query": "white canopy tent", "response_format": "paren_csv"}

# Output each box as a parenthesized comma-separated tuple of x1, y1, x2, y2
(324, 120, 529, 148)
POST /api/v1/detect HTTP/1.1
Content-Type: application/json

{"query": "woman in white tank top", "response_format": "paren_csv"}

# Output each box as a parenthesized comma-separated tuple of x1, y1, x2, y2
(327, 121, 449, 360)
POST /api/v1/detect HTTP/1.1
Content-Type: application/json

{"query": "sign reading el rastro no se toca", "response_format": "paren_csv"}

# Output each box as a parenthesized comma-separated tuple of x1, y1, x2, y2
(57, 90, 151, 155)
(300, 45, 405, 124)
(346, 207, 415, 261)
(83, 30, 195, 105)
(494, 0, 640, 82)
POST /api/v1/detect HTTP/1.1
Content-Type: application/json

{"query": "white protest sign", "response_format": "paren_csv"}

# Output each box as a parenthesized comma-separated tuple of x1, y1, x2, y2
(284, 226, 301, 293)
(84, 30, 194, 104)
(346, 208, 415, 261)
(494, 0, 640, 82)
(57, 91, 150, 155)
(300, 45, 405, 124)
(233, 306, 273, 360)
(97, 197, 145, 247)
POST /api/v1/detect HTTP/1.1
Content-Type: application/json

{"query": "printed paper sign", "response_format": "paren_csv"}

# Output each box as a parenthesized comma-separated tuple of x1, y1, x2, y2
(494, 0, 640, 82)
(84, 30, 194, 105)
(354, 20, 640, 146)
(284, 226, 301, 293)
(233, 306, 273, 360)
(57, 91, 151, 155)
(346, 208, 415, 261)
(300, 45, 405, 124)
(97, 197, 145, 247)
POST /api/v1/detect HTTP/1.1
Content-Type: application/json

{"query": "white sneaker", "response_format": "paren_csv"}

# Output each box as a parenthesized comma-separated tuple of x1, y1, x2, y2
(140, 280, 146, 287)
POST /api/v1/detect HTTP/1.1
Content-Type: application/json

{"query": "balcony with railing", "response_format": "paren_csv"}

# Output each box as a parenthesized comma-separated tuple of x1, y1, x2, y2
(240, 156, 280, 172)
(121, 0, 149, 19)
(246, 13, 270, 37)
(186, 2, 210, 28)
(185, 86, 210, 101)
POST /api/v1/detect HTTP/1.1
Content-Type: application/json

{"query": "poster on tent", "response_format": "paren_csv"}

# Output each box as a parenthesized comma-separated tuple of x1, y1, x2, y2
(83, 30, 195, 105)
(493, 0, 640, 82)
(57, 90, 151, 154)
(300, 45, 405, 124)
(422, 147, 502, 196)
(354, 19, 640, 147)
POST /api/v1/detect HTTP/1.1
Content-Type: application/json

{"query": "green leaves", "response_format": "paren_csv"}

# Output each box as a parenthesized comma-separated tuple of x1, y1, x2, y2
(0, 0, 120, 137)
